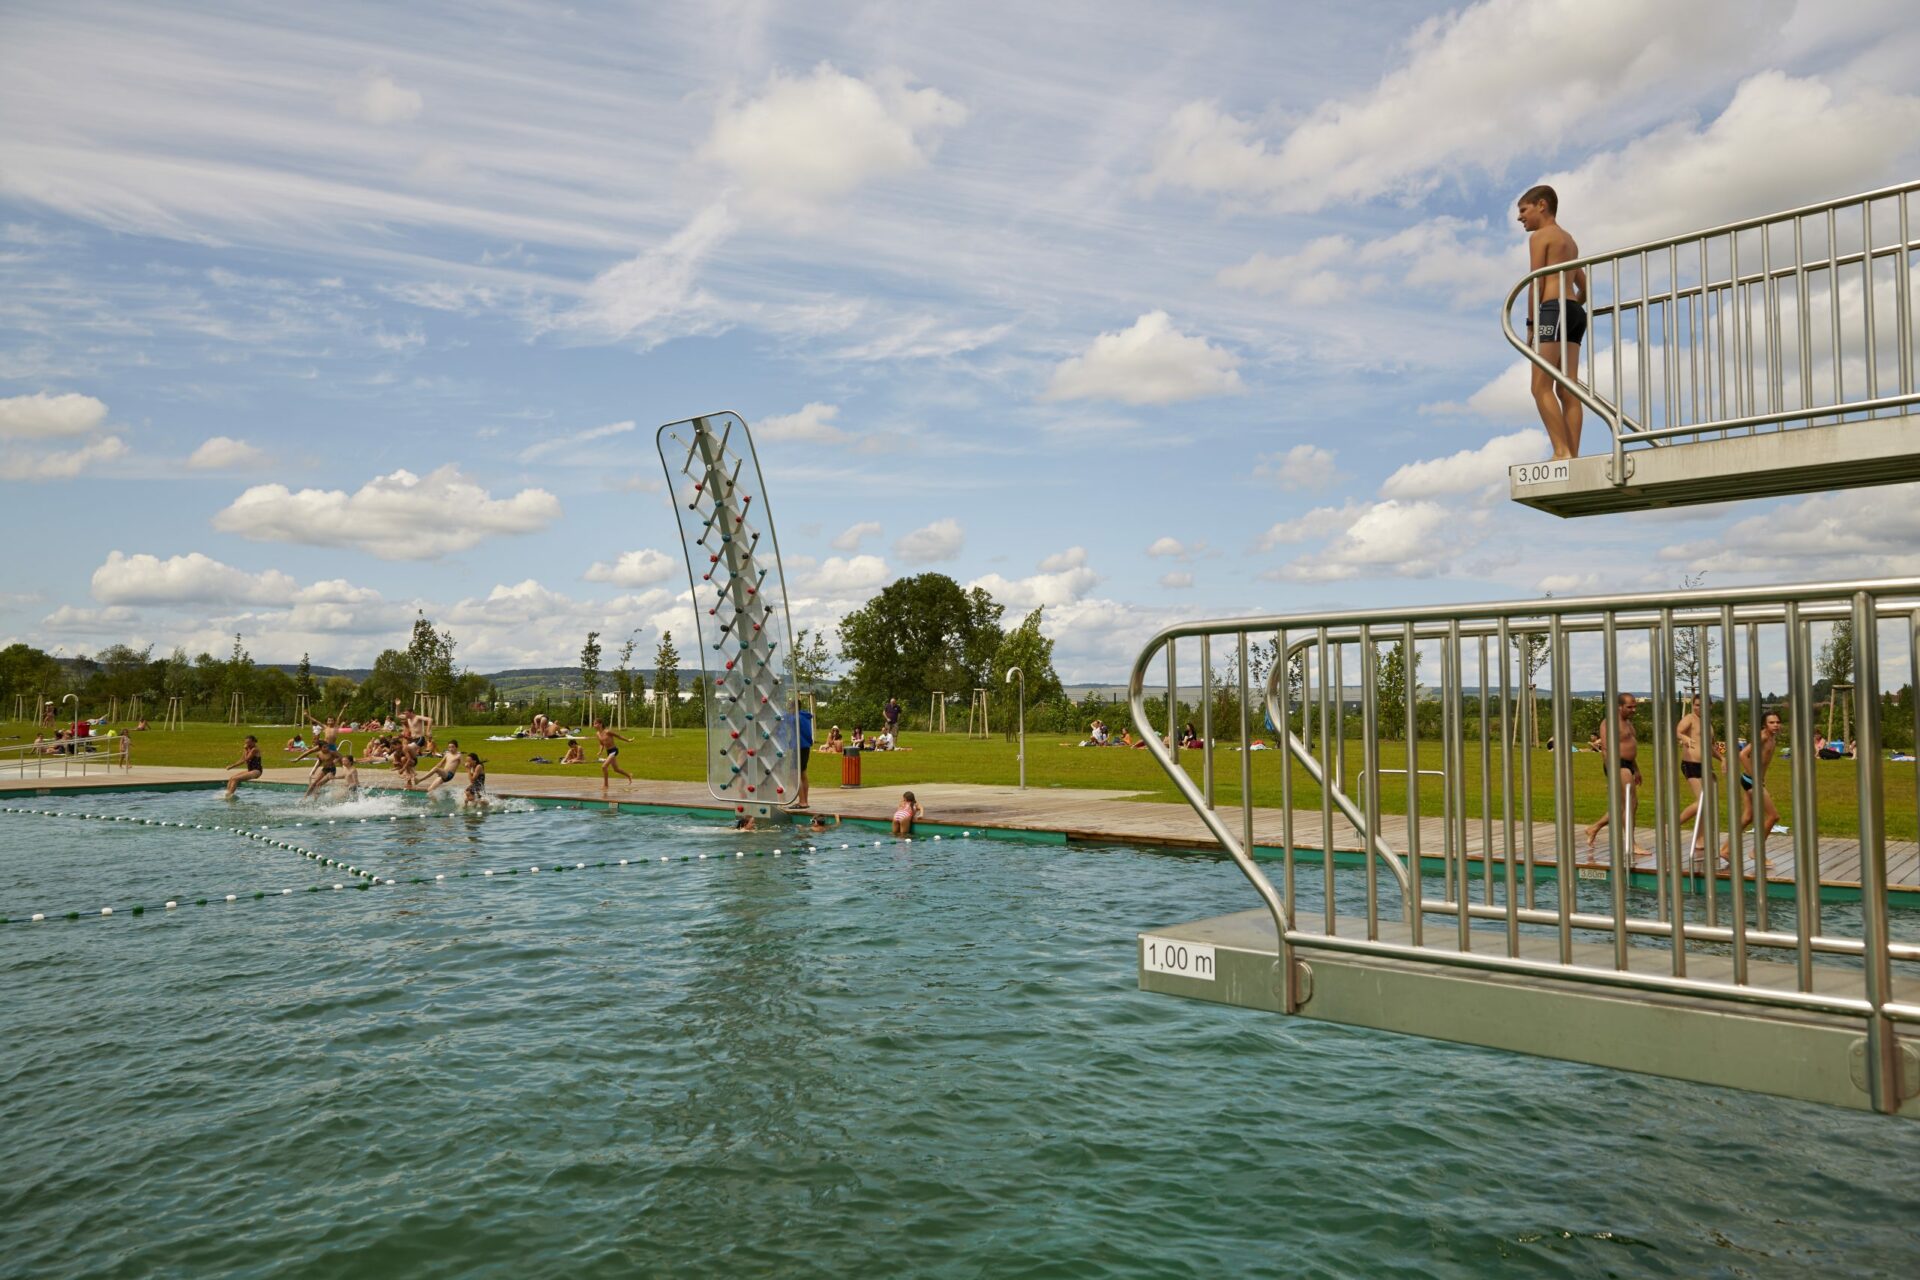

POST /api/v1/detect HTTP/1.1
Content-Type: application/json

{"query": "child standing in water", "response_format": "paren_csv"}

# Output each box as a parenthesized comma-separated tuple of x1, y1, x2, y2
(463, 753, 488, 806)
(891, 791, 922, 837)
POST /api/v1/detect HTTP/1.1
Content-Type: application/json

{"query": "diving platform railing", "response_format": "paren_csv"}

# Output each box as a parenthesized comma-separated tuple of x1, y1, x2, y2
(1504, 180, 1920, 515)
(1129, 578, 1920, 1114)
(2, 734, 131, 779)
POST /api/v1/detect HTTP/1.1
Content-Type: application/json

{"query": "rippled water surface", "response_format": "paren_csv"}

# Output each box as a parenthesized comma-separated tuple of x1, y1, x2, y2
(3, 787, 1918, 1278)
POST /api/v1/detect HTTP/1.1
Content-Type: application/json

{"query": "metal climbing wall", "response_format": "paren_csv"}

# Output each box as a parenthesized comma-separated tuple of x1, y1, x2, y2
(657, 413, 800, 818)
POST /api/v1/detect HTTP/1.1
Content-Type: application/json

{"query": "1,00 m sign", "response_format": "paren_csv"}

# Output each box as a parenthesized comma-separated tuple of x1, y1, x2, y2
(1141, 936, 1216, 981)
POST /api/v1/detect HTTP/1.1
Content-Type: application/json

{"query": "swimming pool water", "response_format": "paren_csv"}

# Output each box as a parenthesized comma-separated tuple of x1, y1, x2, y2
(3, 787, 1918, 1278)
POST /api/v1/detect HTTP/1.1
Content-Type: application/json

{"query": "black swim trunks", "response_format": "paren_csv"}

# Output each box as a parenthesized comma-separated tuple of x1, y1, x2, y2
(1602, 755, 1642, 783)
(800, 747, 811, 772)
(1530, 299, 1588, 345)
(1681, 760, 1703, 780)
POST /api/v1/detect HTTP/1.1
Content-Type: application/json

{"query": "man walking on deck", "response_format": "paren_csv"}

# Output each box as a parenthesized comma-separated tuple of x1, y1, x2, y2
(1584, 693, 1645, 860)
(1517, 185, 1587, 459)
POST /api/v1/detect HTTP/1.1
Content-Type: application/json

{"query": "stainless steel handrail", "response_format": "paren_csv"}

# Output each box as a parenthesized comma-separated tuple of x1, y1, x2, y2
(1129, 575, 1919, 1112)
(1, 733, 131, 778)
(1501, 180, 1920, 486)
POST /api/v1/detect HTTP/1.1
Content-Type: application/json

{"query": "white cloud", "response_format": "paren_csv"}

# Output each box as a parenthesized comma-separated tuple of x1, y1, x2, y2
(518, 419, 636, 463)
(1042, 311, 1243, 406)
(43, 604, 137, 633)
(894, 517, 964, 564)
(1265, 499, 1467, 582)
(1218, 218, 1513, 308)
(1255, 443, 1339, 492)
(1144, 0, 1781, 212)
(0, 391, 108, 439)
(0, 436, 127, 480)
(337, 71, 423, 126)
(1536, 71, 1920, 250)
(802, 554, 891, 596)
(1037, 546, 1088, 573)
(1422, 360, 1536, 423)
(1146, 536, 1198, 560)
(582, 548, 676, 588)
(1660, 481, 1920, 579)
(1256, 501, 1364, 552)
(704, 64, 966, 212)
(831, 520, 882, 552)
(969, 548, 1099, 610)
(186, 436, 268, 470)
(211, 465, 562, 559)
(759, 402, 850, 443)
(1158, 571, 1194, 589)
(88, 550, 377, 607)
(1379, 429, 1547, 499)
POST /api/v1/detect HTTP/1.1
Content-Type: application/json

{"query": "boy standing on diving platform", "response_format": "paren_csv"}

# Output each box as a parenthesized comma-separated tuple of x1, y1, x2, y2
(1517, 184, 1587, 460)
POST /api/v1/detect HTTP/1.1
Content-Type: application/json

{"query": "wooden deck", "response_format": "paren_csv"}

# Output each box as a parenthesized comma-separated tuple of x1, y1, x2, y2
(3, 764, 1914, 897)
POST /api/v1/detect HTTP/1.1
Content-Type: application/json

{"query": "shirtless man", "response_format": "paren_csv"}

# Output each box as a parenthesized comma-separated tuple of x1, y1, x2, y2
(1517, 184, 1588, 459)
(302, 738, 341, 799)
(390, 736, 420, 789)
(1674, 694, 1710, 856)
(594, 719, 631, 793)
(404, 707, 432, 756)
(223, 734, 263, 799)
(1722, 712, 1784, 876)
(423, 739, 464, 795)
(1583, 693, 1645, 857)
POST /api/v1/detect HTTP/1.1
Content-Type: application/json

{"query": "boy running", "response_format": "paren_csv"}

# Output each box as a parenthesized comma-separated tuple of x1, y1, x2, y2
(1517, 184, 1588, 459)
(1722, 713, 1784, 876)
(594, 719, 631, 793)
(223, 734, 263, 799)
(1583, 693, 1645, 858)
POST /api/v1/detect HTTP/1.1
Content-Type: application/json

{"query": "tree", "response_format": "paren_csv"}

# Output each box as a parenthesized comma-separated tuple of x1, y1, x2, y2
(1372, 638, 1420, 736)
(1511, 607, 1550, 748)
(363, 648, 416, 714)
(0, 642, 63, 714)
(405, 612, 457, 698)
(654, 631, 681, 710)
(837, 573, 1005, 716)
(790, 627, 835, 696)
(295, 653, 317, 701)
(580, 630, 603, 707)
(991, 607, 1064, 736)
(1672, 575, 1718, 700)
(1818, 616, 1855, 690)
(614, 634, 640, 707)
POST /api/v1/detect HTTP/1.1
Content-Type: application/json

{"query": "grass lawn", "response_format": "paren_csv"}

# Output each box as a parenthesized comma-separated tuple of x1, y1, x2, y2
(4, 718, 1910, 841)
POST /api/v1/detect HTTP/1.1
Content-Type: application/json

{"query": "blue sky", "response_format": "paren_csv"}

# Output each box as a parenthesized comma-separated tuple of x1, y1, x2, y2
(2, 0, 1917, 679)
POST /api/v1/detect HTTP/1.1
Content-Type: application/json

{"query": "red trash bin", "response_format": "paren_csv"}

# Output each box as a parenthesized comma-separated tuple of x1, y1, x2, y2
(840, 746, 862, 788)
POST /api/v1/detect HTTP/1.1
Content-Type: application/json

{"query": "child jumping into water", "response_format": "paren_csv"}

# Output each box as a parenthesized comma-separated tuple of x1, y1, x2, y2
(223, 735, 263, 799)
(463, 753, 488, 806)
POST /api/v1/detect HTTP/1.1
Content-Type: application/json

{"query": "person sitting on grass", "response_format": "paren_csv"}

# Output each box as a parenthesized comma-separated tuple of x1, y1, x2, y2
(134, 718, 149, 731)
(849, 726, 868, 750)
(223, 734, 263, 799)
(285, 732, 306, 753)
(1179, 722, 1200, 749)
(822, 726, 844, 754)
(891, 790, 923, 837)
(561, 738, 584, 765)
(875, 728, 896, 751)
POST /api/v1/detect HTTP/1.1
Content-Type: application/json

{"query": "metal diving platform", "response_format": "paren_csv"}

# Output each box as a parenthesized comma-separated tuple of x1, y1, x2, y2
(1504, 180, 1920, 517)
(1128, 578, 1920, 1115)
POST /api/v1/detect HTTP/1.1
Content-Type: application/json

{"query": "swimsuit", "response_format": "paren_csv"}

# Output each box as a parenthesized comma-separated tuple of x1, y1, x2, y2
(1530, 299, 1587, 345)
(1681, 760, 1703, 780)
(893, 805, 914, 822)
(1602, 754, 1641, 783)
